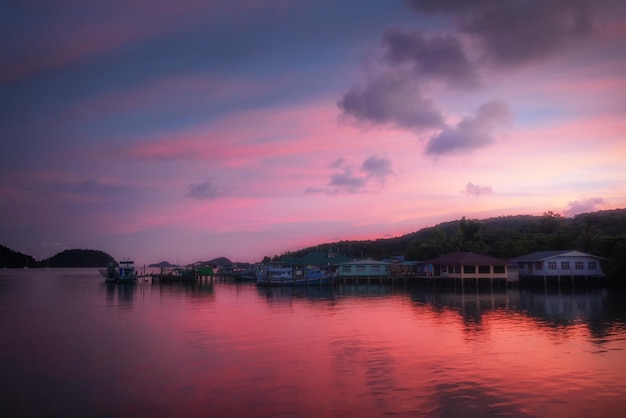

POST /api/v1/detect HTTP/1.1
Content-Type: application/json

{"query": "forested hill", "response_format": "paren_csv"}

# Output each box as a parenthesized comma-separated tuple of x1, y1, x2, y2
(45, 249, 115, 267)
(0, 245, 37, 268)
(0, 246, 115, 268)
(281, 209, 626, 276)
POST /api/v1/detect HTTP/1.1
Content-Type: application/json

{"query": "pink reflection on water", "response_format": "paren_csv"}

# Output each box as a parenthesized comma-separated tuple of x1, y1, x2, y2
(2, 271, 625, 418)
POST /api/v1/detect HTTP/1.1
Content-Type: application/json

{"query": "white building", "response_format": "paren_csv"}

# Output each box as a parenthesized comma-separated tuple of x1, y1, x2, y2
(512, 250, 604, 278)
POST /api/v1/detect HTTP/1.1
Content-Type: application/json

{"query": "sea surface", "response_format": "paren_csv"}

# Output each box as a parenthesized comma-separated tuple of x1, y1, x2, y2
(1, 269, 625, 418)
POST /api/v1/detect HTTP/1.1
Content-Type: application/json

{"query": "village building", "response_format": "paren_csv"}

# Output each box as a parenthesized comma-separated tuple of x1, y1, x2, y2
(424, 252, 514, 283)
(511, 250, 604, 279)
(337, 259, 392, 278)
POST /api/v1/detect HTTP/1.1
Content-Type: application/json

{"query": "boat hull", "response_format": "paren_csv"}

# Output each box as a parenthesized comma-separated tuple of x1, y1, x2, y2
(256, 266, 334, 286)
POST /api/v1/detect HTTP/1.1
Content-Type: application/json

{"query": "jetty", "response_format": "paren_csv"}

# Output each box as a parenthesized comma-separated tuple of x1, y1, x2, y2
(150, 265, 215, 283)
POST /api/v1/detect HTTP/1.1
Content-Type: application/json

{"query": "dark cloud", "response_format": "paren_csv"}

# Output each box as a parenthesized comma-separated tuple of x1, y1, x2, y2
(338, 73, 444, 132)
(407, 0, 602, 67)
(328, 169, 368, 193)
(382, 28, 481, 89)
(362, 155, 393, 180)
(462, 182, 493, 197)
(564, 197, 605, 217)
(187, 181, 228, 200)
(307, 155, 394, 195)
(425, 100, 512, 155)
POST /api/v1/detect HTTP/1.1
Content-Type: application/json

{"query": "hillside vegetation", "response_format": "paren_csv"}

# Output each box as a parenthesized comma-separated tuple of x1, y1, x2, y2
(277, 209, 626, 277)
(0, 246, 115, 268)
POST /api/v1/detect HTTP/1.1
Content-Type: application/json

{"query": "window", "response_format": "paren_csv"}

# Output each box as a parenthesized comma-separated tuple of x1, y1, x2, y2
(548, 262, 557, 270)
(371, 265, 380, 273)
(478, 265, 491, 274)
(463, 265, 476, 274)
(588, 261, 597, 270)
(494, 265, 505, 274)
(356, 265, 365, 273)
(342, 265, 352, 273)
(561, 261, 570, 270)
(575, 262, 584, 270)
(534, 262, 543, 270)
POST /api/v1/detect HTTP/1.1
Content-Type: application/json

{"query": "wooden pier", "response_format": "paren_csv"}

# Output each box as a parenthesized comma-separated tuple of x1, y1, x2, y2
(150, 266, 215, 283)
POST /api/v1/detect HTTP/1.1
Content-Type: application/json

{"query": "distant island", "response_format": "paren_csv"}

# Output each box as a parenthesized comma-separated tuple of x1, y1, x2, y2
(203, 257, 232, 267)
(149, 257, 232, 268)
(0, 246, 114, 268)
(148, 261, 179, 268)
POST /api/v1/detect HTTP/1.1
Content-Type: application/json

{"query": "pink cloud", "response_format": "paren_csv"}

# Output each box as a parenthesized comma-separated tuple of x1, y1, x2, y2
(462, 182, 493, 197)
(564, 197, 606, 217)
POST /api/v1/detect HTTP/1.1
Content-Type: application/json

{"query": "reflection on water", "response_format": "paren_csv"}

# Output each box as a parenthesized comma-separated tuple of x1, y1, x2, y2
(104, 281, 216, 310)
(1, 269, 625, 418)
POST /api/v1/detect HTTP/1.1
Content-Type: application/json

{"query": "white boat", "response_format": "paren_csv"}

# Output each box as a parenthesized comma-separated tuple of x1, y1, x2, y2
(98, 260, 137, 283)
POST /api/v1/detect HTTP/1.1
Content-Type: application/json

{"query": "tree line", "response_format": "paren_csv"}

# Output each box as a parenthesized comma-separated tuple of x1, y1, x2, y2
(273, 209, 626, 278)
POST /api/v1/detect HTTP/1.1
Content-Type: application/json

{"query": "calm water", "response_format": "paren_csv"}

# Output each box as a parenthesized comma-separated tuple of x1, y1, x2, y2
(1, 269, 625, 418)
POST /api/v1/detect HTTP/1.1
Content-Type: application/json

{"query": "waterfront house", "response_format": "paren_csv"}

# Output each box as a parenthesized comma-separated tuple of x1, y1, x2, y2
(424, 252, 511, 281)
(338, 259, 392, 277)
(512, 250, 604, 278)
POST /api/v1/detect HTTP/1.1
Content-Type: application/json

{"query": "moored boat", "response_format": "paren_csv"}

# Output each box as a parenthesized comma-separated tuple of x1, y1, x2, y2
(256, 266, 333, 286)
(98, 260, 137, 283)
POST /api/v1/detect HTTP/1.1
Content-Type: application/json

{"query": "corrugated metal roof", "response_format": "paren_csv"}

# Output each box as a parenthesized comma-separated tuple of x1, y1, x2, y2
(510, 250, 570, 262)
(339, 259, 392, 266)
(280, 251, 354, 266)
(511, 250, 604, 262)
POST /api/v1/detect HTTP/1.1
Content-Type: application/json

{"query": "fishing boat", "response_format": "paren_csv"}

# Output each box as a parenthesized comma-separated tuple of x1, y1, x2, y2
(256, 265, 291, 285)
(256, 266, 332, 286)
(98, 260, 137, 283)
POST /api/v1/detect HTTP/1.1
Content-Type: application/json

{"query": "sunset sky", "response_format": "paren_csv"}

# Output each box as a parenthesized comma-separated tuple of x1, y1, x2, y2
(2, 0, 625, 264)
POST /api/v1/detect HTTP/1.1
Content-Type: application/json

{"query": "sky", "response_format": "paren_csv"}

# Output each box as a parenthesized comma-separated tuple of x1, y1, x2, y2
(2, 0, 626, 265)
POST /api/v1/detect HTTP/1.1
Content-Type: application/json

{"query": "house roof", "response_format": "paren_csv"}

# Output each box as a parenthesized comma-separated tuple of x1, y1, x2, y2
(511, 250, 604, 262)
(339, 259, 392, 266)
(425, 252, 508, 266)
(281, 251, 354, 266)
